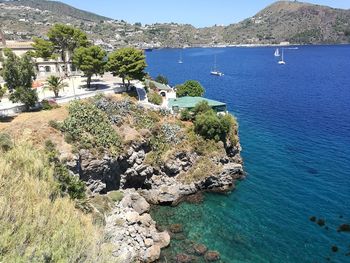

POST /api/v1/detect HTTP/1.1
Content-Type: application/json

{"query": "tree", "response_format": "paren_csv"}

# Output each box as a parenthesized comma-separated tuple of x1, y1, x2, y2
(31, 37, 55, 59)
(72, 45, 107, 89)
(47, 24, 90, 76)
(107, 47, 147, 86)
(1, 49, 37, 110)
(194, 110, 225, 142)
(176, 80, 205, 97)
(155, 74, 168, 85)
(45, 76, 67, 98)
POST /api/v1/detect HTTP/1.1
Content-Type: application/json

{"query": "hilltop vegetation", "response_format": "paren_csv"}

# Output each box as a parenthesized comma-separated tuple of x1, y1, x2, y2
(1, 0, 350, 47)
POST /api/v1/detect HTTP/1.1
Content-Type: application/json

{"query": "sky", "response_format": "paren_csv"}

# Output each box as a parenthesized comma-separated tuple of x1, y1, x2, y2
(59, 0, 350, 27)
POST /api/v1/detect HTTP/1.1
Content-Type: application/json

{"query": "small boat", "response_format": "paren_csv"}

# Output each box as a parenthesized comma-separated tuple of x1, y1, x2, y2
(210, 55, 224, 76)
(274, 48, 281, 57)
(278, 48, 286, 65)
(178, 51, 183, 64)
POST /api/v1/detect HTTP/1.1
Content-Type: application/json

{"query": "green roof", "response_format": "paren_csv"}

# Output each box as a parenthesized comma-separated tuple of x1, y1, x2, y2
(168, 96, 226, 109)
(145, 79, 173, 91)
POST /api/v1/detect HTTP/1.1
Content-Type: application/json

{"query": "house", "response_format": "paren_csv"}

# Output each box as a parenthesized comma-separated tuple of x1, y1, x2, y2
(145, 79, 176, 100)
(168, 96, 227, 114)
(0, 31, 76, 78)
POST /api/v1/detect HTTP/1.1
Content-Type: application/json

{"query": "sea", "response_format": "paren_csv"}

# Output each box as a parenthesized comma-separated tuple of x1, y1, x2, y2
(145, 46, 350, 263)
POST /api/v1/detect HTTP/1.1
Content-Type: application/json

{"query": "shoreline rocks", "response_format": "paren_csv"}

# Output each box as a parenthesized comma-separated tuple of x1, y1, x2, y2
(104, 189, 170, 262)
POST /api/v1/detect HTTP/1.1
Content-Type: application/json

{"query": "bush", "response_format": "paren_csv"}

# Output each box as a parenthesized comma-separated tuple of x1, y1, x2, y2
(193, 101, 211, 116)
(62, 100, 122, 155)
(9, 86, 38, 111)
(41, 99, 59, 110)
(48, 119, 62, 130)
(194, 110, 238, 144)
(148, 91, 162, 105)
(155, 75, 168, 85)
(194, 110, 226, 142)
(176, 80, 205, 97)
(0, 133, 13, 151)
(180, 109, 192, 121)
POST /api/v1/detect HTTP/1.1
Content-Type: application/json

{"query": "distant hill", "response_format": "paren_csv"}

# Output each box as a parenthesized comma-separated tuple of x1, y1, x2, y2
(223, 1, 350, 44)
(0, 0, 349, 48)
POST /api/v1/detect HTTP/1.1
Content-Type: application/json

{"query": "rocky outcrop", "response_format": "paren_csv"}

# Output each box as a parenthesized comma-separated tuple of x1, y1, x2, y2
(71, 139, 244, 205)
(104, 189, 170, 263)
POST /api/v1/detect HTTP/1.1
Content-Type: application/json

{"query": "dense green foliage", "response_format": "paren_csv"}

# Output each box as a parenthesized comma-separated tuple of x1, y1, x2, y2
(45, 75, 67, 97)
(1, 49, 38, 110)
(47, 24, 90, 75)
(73, 45, 107, 88)
(62, 100, 121, 154)
(107, 47, 147, 85)
(0, 142, 103, 262)
(194, 109, 237, 144)
(148, 91, 163, 105)
(155, 74, 168, 85)
(32, 37, 56, 59)
(176, 80, 205, 97)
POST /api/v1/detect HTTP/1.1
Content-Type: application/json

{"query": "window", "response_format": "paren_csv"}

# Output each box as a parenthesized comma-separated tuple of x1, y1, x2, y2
(45, 66, 51, 73)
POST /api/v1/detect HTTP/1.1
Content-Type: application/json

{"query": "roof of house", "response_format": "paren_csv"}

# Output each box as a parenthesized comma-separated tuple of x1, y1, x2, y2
(145, 79, 173, 91)
(168, 96, 226, 109)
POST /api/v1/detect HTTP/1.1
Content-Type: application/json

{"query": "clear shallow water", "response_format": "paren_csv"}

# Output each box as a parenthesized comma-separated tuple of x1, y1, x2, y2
(146, 46, 350, 263)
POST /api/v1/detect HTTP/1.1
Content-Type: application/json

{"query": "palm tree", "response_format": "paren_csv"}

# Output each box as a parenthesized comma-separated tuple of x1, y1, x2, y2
(45, 76, 67, 98)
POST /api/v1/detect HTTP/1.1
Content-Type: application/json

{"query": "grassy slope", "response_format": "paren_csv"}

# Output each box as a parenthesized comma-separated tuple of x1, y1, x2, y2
(0, 142, 104, 262)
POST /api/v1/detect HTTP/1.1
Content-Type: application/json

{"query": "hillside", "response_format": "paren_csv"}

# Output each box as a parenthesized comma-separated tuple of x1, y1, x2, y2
(0, 0, 350, 47)
(223, 1, 350, 44)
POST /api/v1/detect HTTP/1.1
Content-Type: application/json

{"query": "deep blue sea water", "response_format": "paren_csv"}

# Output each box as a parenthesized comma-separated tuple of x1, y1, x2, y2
(146, 46, 350, 263)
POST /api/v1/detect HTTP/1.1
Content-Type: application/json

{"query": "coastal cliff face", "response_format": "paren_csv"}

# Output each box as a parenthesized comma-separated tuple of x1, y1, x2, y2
(69, 139, 244, 206)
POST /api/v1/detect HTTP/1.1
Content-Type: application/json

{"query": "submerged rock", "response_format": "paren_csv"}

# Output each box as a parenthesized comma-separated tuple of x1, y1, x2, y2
(175, 253, 194, 263)
(204, 250, 221, 261)
(331, 245, 339, 253)
(337, 224, 350, 232)
(193, 243, 208, 255)
(170, 224, 183, 234)
(317, 219, 326, 227)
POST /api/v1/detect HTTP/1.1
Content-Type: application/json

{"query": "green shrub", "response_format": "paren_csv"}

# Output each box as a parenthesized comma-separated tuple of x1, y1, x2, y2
(41, 99, 59, 110)
(176, 80, 205, 97)
(48, 119, 62, 130)
(0, 133, 13, 152)
(62, 101, 122, 155)
(194, 110, 226, 142)
(193, 101, 211, 116)
(155, 75, 168, 85)
(148, 91, 162, 105)
(180, 109, 192, 121)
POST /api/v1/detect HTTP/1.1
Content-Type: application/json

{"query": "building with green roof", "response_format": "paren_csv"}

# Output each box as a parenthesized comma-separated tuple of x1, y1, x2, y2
(168, 96, 227, 113)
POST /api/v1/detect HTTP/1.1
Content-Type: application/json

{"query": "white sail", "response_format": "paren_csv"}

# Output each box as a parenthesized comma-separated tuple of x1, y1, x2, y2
(274, 48, 280, 57)
(211, 55, 224, 76)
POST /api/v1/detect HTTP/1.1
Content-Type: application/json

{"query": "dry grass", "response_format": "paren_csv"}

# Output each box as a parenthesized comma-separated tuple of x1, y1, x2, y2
(0, 142, 105, 262)
(178, 156, 222, 184)
(0, 106, 72, 158)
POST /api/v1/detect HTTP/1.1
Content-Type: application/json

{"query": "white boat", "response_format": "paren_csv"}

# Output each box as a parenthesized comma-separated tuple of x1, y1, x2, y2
(210, 55, 224, 76)
(178, 51, 183, 64)
(274, 48, 281, 57)
(278, 48, 286, 65)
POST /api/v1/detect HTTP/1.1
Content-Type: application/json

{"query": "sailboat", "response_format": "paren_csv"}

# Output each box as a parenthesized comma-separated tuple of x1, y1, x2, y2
(278, 48, 286, 65)
(178, 51, 183, 64)
(274, 48, 281, 57)
(210, 55, 224, 76)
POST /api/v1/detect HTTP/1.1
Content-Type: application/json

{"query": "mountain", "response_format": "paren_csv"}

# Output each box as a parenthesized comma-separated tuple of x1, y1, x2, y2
(223, 1, 350, 44)
(0, 0, 350, 48)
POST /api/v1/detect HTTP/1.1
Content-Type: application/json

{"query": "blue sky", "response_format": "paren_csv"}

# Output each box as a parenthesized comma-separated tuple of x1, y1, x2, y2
(60, 0, 350, 27)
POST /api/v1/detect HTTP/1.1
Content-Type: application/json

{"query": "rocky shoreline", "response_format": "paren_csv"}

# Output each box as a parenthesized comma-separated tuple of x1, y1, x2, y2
(67, 136, 244, 262)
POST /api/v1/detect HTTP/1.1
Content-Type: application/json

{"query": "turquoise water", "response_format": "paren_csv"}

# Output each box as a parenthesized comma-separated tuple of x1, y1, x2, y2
(146, 46, 350, 263)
